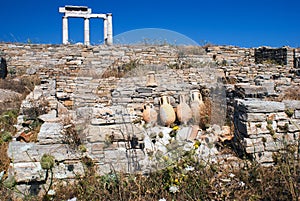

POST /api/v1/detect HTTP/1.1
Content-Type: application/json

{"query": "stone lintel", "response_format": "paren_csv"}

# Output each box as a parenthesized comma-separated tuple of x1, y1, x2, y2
(59, 6, 92, 14)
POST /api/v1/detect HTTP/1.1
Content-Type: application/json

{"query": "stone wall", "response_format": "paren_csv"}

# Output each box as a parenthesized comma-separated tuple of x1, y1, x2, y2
(255, 47, 288, 65)
(0, 43, 227, 196)
(234, 99, 300, 165)
(1, 42, 300, 196)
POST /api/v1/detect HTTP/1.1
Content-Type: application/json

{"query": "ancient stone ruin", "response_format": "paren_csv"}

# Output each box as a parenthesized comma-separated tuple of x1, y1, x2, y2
(1, 43, 300, 196)
(59, 5, 113, 45)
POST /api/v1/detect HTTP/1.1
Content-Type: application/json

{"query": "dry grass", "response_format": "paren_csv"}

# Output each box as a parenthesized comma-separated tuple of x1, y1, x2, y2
(4, 144, 297, 201)
(177, 46, 206, 56)
(47, 148, 300, 201)
(102, 60, 139, 78)
(0, 141, 10, 174)
(266, 86, 300, 102)
(0, 75, 40, 95)
(280, 86, 300, 101)
(0, 75, 41, 114)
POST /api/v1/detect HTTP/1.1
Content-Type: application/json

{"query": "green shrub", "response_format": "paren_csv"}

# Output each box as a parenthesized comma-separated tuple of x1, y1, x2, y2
(1, 132, 12, 142)
(40, 154, 55, 170)
(285, 108, 294, 118)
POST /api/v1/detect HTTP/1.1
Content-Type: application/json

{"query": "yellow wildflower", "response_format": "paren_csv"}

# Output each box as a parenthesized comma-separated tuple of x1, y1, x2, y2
(172, 125, 179, 131)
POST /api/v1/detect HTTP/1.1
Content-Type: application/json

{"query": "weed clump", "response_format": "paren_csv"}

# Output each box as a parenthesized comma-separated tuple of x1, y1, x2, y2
(102, 60, 139, 78)
(40, 154, 55, 170)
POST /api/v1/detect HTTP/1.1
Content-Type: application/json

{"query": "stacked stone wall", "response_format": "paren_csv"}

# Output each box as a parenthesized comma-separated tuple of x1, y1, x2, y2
(234, 99, 300, 165)
(2, 42, 300, 195)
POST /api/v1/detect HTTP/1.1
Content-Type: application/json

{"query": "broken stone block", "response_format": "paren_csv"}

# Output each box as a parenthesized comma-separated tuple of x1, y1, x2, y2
(238, 99, 285, 113)
(8, 141, 82, 163)
(38, 110, 57, 122)
(37, 122, 64, 144)
(8, 162, 46, 183)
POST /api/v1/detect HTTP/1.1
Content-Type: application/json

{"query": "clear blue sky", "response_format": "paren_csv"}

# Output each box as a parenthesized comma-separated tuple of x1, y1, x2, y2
(0, 0, 299, 47)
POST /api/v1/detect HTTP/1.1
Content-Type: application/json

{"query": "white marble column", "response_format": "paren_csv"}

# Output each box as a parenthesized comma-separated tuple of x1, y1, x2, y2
(103, 18, 108, 44)
(84, 18, 90, 46)
(106, 13, 113, 45)
(62, 17, 68, 44)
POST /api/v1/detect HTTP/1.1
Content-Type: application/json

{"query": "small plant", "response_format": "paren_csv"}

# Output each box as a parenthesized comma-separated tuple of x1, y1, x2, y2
(285, 108, 294, 118)
(62, 123, 81, 150)
(158, 131, 164, 138)
(0, 110, 18, 133)
(3, 176, 16, 189)
(255, 123, 262, 128)
(278, 123, 289, 131)
(78, 144, 87, 153)
(266, 124, 275, 135)
(40, 154, 55, 170)
(280, 87, 300, 101)
(1, 132, 12, 142)
(81, 156, 94, 168)
(267, 119, 273, 125)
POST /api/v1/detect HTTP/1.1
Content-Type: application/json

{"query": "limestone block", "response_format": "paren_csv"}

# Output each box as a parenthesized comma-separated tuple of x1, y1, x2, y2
(243, 138, 263, 147)
(245, 144, 264, 154)
(92, 106, 114, 117)
(75, 107, 92, 119)
(295, 110, 300, 119)
(38, 122, 64, 144)
(103, 148, 128, 162)
(56, 92, 69, 100)
(262, 134, 276, 143)
(247, 122, 269, 135)
(26, 67, 37, 75)
(8, 141, 82, 163)
(87, 124, 144, 143)
(235, 84, 268, 98)
(288, 120, 300, 133)
(264, 141, 284, 151)
(97, 162, 131, 174)
(52, 161, 84, 179)
(272, 133, 285, 141)
(90, 143, 106, 154)
(243, 99, 285, 113)
(8, 162, 46, 183)
(283, 100, 300, 110)
(38, 110, 58, 122)
(274, 112, 289, 120)
(246, 113, 267, 122)
(255, 151, 274, 163)
(86, 125, 104, 142)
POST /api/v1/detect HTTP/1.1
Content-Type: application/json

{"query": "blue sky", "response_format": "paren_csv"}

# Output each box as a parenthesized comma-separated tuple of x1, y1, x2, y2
(0, 0, 299, 47)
